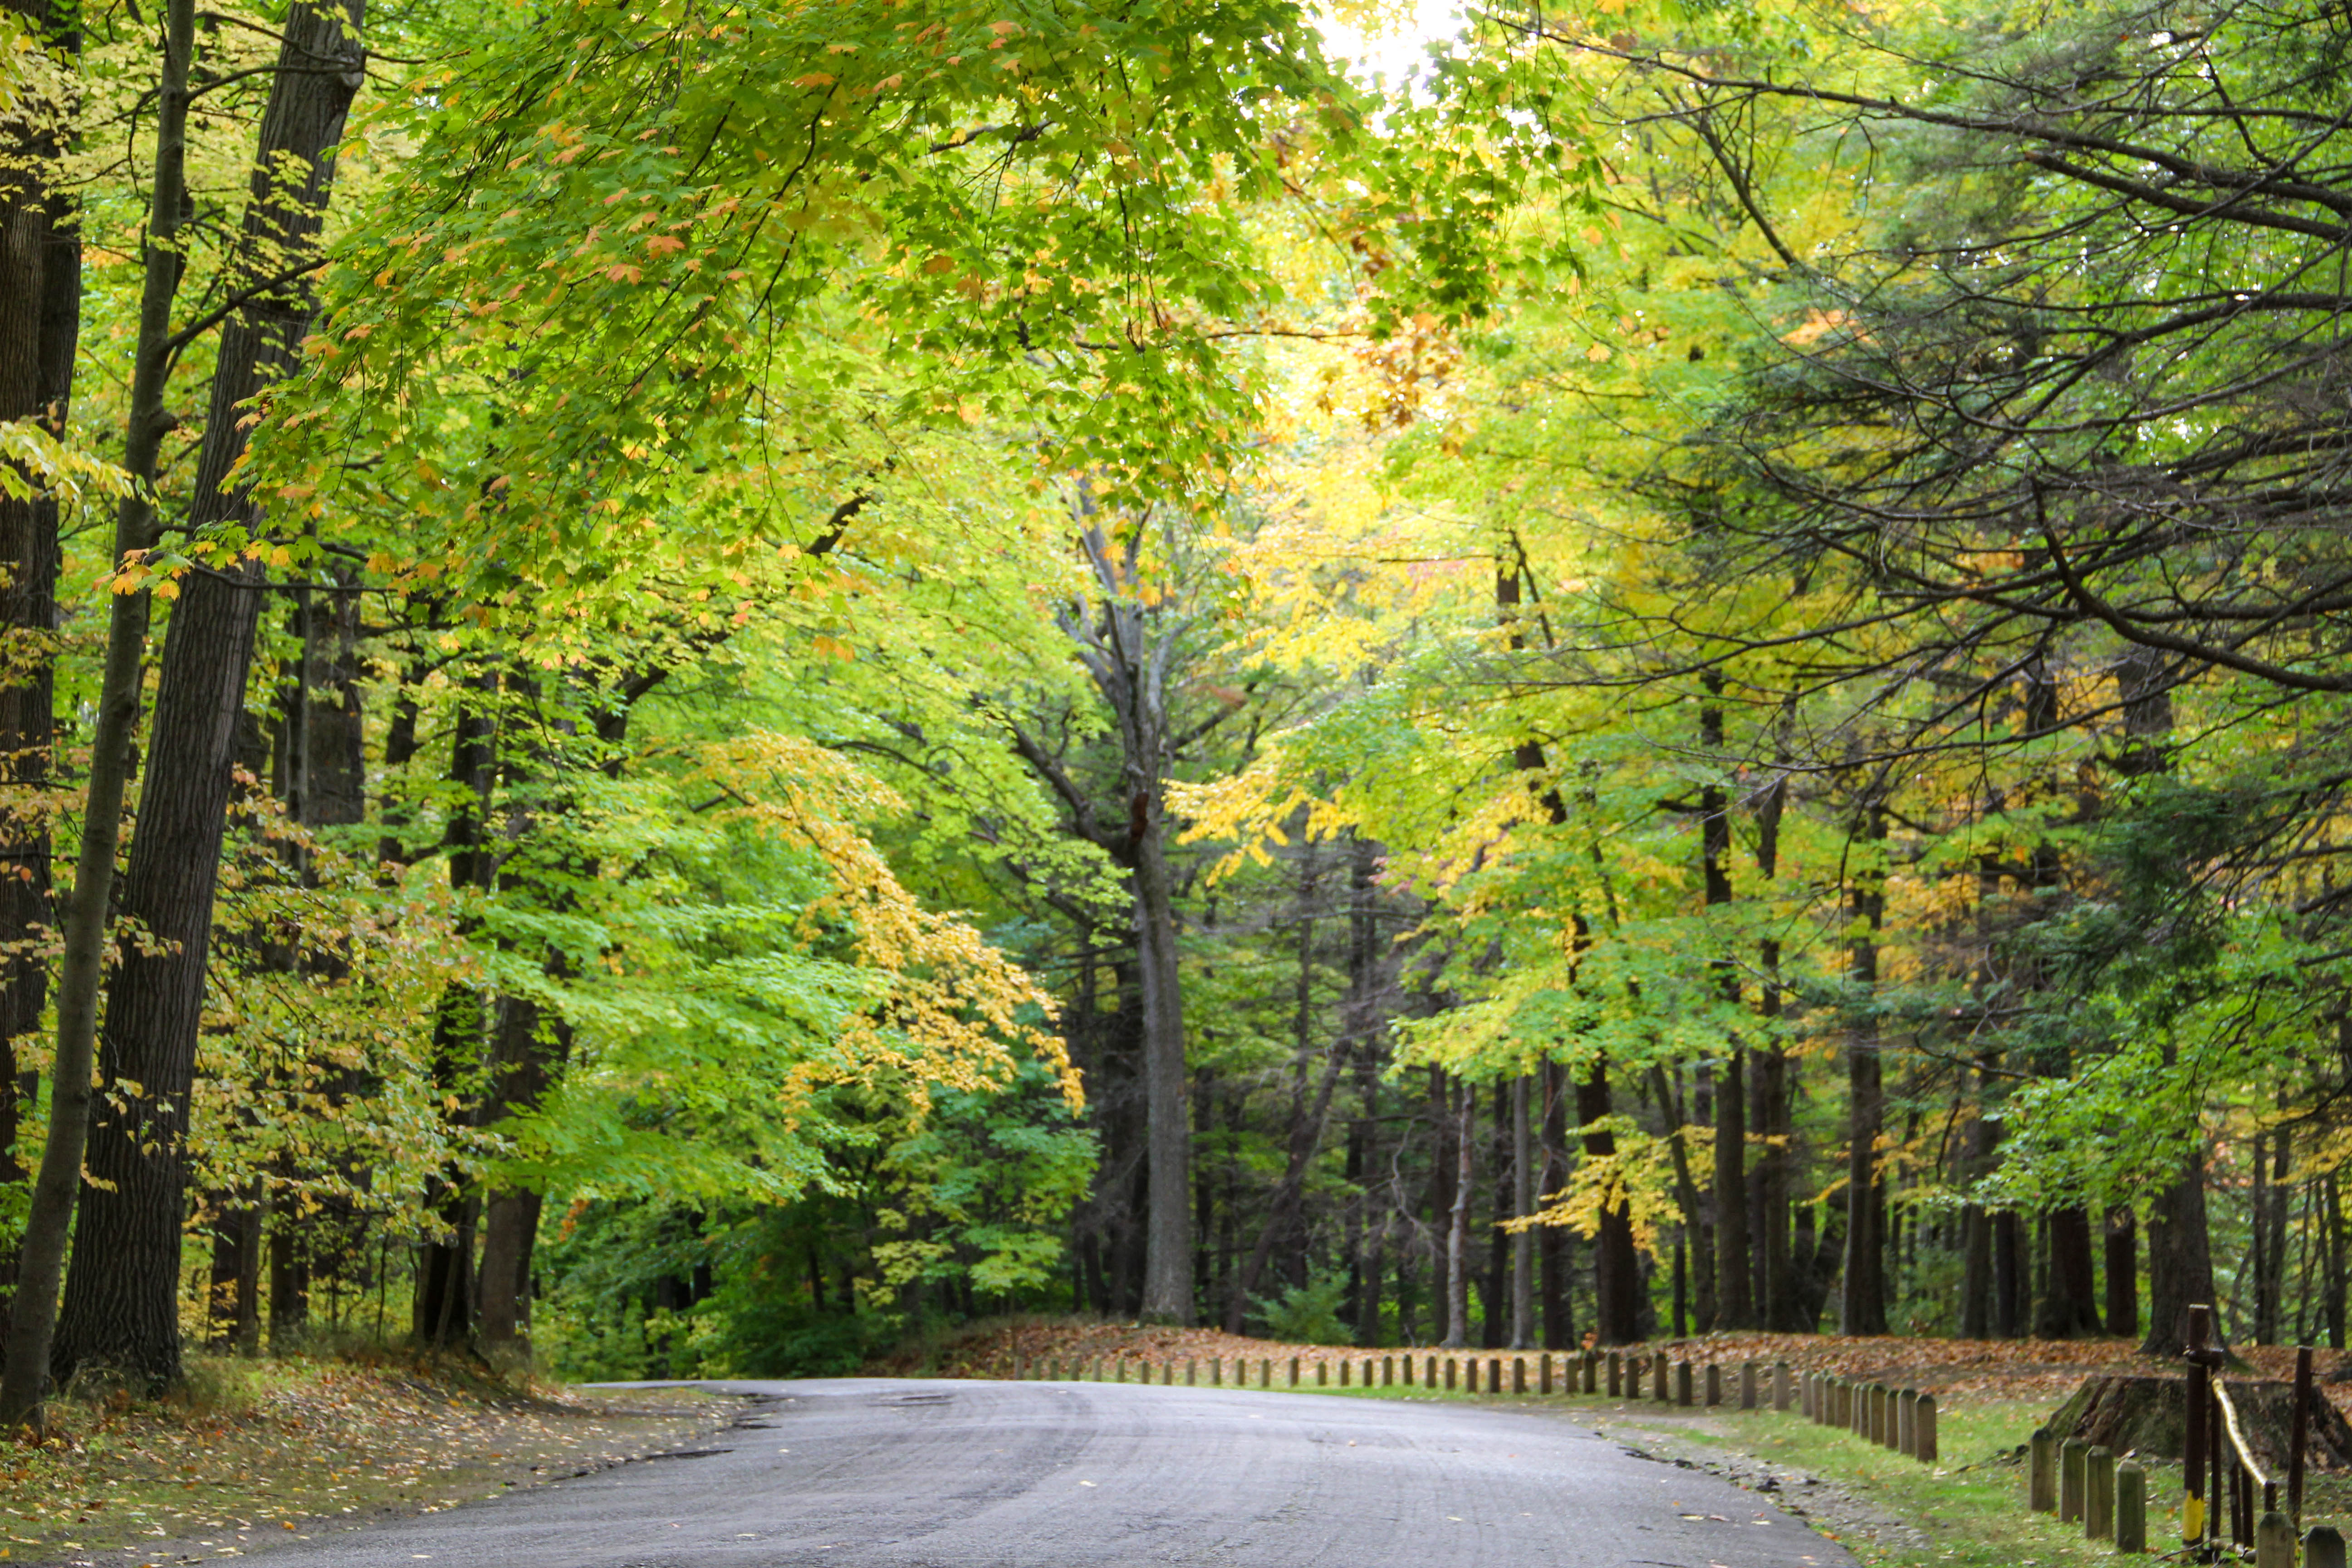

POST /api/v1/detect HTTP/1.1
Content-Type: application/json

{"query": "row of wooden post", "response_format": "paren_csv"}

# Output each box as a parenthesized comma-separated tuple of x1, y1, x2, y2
(2028, 1426, 2164, 1556)
(1001, 1347, 1920, 1455)
(1795, 1369, 1940, 1463)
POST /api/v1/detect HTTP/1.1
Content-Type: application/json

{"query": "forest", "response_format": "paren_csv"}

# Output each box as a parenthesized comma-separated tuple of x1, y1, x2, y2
(0, 0, 2346, 1421)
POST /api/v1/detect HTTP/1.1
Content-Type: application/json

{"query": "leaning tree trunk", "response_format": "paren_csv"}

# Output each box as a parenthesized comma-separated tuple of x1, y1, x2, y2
(52, 0, 366, 1391)
(0, 0, 195, 1428)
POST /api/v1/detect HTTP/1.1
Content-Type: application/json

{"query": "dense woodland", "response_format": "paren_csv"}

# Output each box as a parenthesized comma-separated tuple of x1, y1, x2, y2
(0, 0, 2347, 1417)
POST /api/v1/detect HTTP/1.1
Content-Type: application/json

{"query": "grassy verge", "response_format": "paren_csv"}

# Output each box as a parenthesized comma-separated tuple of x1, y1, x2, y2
(1086, 1365, 2346, 1568)
(7, 1350, 739, 1568)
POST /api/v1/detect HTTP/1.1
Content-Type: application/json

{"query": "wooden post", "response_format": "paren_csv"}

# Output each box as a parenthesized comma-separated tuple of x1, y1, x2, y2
(1186, 1358, 1196, 1387)
(1916, 1392, 1938, 1464)
(1338, 1359, 1349, 1387)
(2117, 1462, 2148, 1553)
(1446, 1357, 1457, 1391)
(1583, 1352, 1598, 1394)
(1705, 1362, 1721, 1407)
(1163, 1362, 1174, 1386)
(1425, 1355, 1436, 1387)
(1607, 1351, 1622, 1396)
(1317, 1360, 1328, 1387)
(2030, 1427, 2058, 1513)
(1211, 1357, 1222, 1387)
(2307, 1525, 2347, 1568)
(1513, 1357, 1525, 1395)
(1540, 1355, 1552, 1395)
(1485, 1357, 1499, 1394)
(2259, 1512, 2296, 1568)
(1385, 1355, 1395, 1387)
(2087, 1446, 2116, 1541)
(2061, 1436, 2088, 1524)
(1676, 1360, 1694, 1407)
(1740, 1361, 1757, 1411)
(1802, 1372, 1815, 1420)
(1898, 1389, 1916, 1455)
(1289, 1357, 1300, 1387)
(2186, 1303, 2213, 1549)
(2292, 1344, 2313, 1528)
(1655, 1351, 1670, 1402)
(1872, 1384, 1889, 1445)
(1774, 1362, 1791, 1412)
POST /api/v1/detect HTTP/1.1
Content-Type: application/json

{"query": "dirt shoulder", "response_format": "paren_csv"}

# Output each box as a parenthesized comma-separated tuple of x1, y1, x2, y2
(10, 1356, 745, 1568)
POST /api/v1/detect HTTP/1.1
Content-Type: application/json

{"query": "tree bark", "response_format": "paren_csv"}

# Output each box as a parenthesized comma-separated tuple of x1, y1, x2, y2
(1700, 678, 1751, 1330)
(1578, 1057, 1642, 1343)
(0, 0, 76, 1302)
(414, 683, 497, 1345)
(2038, 1205, 2103, 1338)
(1841, 793, 1889, 1336)
(1443, 1076, 1473, 1348)
(52, 0, 366, 1389)
(0, 0, 197, 1427)
(2105, 1204, 2138, 1340)
(1539, 1061, 1569, 1348)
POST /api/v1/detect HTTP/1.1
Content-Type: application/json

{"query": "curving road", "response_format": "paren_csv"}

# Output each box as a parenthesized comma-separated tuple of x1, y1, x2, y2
(260, 1378, 1855, 1567)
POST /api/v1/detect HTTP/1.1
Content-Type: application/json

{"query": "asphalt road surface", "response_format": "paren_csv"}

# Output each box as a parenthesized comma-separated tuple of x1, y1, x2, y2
(265, 1378, 1859, 1568)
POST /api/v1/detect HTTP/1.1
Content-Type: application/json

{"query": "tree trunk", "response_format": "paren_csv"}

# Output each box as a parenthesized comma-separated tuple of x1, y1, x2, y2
(1539, 1062, 1570, 1349)
(2141, 1117, 2221, 1357)
(2105, 1205, 2138, 1340)
(1443, 1076, 1473, 1348)
(2038, 1205, 2102, 1338)
(1841, 794, 1888, 1336)
(414, 683, 496, 1345)
(1430, 1065, 1455, 1346)
(0, 0, 196, 1426)
(1753, 757, 1803, 1331)
(1133, 818, 1191, 1323)
(0, 0, 76, 1327)
(49, 0, 366, 1392)
(1994, 1208, 2026, 1336)
(1700, 678, 1751, 1330)
(1578, 1057, 1642, 1343)
(475, 993, 563, 1351)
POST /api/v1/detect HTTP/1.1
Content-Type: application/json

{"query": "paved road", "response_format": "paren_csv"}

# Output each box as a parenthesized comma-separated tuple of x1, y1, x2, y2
(264, 1378, 1856, 1567)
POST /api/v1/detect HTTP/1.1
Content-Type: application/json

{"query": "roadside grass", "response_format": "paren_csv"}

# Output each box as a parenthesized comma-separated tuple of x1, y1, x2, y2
(1225, 1373, 2352, 1568)
(1, 1349, 734, 1567)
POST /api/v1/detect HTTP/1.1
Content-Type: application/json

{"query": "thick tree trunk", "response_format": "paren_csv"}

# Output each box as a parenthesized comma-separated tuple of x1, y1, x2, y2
(2105, 1205, 2138, 1340)
(0, 0, 75, 1306)
(2142, 1124, 2221, 1357)
(206, 1193, 261, 1353)
(1133, 823, 1191, 1323)
(50, 0, 365, 1392)
(0, 0, 195, 1426)
(476, 990, 564, 1351)
(2037, 1205, 2103, 1338)
(1578, 1058, 1642, 1343)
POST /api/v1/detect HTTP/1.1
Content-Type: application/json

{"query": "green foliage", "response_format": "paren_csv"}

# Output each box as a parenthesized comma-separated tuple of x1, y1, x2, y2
(1254, 1273, 1352, 1345)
